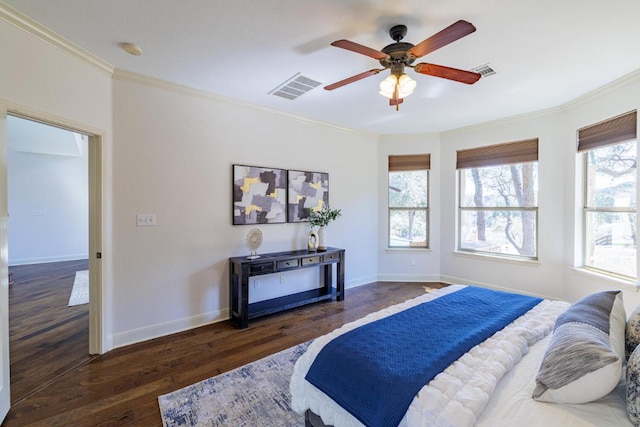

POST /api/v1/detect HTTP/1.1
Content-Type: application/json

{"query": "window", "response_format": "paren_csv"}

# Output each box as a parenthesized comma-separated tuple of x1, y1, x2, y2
(578, 110, 637, 279)
(457, 139, 539, 259)
(388, 154, 429, 248)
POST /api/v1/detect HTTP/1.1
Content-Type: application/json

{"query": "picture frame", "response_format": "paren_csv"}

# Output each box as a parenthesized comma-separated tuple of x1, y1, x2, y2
(287, 170, 329, 223)
(232, 164, 287, 225)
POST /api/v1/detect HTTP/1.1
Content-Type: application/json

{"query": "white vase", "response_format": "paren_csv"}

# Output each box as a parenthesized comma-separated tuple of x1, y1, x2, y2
(317, 226, 327, 251)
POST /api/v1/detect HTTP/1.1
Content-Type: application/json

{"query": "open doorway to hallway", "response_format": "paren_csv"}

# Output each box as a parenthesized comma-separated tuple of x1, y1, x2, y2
(6, 115, 90, 404)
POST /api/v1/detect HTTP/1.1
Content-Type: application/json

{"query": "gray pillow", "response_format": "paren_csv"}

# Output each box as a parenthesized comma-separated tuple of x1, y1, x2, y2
(533, 291, 625, 403)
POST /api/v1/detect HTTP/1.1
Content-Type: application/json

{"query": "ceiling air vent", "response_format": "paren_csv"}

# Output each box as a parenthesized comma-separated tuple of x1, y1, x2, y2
(471, 63, 496, 77)
(269, 73, 321, 100)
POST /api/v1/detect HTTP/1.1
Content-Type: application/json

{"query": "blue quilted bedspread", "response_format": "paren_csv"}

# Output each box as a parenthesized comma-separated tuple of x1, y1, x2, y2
(304, 286, 542, 427)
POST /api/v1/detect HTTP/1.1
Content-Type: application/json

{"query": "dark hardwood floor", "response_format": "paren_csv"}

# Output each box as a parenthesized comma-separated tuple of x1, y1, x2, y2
(2, 267, 442, 426)
(7, 260, 91, 406)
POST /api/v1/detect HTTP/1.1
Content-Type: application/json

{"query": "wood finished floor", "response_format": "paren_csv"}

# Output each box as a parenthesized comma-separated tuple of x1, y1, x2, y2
(3, 264, 442, 426)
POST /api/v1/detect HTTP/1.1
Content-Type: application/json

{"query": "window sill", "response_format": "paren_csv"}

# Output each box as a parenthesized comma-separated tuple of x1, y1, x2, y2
(453, 250, 540, 266)
(386, 247, 432, 254)
(570, 267, 639, 291)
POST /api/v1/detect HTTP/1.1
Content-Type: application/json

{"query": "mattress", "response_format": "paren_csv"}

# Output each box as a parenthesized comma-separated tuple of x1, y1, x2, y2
(290, 285, 632, 426)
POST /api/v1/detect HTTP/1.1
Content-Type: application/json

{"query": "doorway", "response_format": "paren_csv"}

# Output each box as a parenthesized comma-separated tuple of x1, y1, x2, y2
(1, 110, 103, 406)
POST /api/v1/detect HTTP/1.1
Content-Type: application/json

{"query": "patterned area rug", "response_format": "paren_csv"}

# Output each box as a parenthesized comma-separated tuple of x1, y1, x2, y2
(68, 270, 88, 306)
(158, 340, 312, 427)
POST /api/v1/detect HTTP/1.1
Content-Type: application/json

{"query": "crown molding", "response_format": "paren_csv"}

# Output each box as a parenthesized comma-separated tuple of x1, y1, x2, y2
(0, 2, 114, 77)
(112, 68, 377, 139)
(561, 68, 640, 110)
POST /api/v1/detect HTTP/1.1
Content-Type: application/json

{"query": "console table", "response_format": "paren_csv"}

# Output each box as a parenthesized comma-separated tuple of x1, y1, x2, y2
(229, 247, 345, 328)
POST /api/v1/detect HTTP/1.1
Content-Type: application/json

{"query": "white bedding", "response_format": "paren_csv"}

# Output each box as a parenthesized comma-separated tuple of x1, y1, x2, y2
(290, 285, 631, 426)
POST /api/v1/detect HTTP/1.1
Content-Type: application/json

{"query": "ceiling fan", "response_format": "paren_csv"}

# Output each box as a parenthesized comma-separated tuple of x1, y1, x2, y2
(324, 20, 482, 110)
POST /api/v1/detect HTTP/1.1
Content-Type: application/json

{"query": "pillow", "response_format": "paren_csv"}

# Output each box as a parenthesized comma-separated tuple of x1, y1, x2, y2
(532, 290, 625, 403)
(627, 305, 640, 360)
(627, 344, 640, 424)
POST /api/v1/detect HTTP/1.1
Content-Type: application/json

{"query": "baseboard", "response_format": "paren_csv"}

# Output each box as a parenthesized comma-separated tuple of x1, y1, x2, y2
(439, 274, 557, 301)
(111, 274, 377, 349)
(377, 273, 442, 282)
(345, 275, 378, 289)
(111, 308, 230, 350)
(9, 254, 88, 266)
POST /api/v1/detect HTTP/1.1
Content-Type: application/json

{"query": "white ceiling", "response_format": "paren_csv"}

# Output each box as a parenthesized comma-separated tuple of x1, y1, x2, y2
(4, 0, 640, 135)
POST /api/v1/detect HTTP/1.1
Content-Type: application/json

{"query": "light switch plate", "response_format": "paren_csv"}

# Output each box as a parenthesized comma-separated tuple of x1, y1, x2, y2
(136, 214, 156, 226)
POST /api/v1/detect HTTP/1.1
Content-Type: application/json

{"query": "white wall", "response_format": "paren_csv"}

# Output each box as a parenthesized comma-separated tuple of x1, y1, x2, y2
(562, 74, 640, 314)
(4, 7, 640, 352)
(7, 144, 88, 265)
(110, 75, 379, 346)
(377, 133, 441, 281)
(0, 16, 113, 348)
(438, 111, 567, 300)
(385, 73, 640, 315)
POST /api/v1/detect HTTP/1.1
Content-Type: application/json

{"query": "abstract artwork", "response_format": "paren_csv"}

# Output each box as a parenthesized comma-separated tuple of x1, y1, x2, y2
(287, 170, 329, 222)
(233, 164, 287, 225)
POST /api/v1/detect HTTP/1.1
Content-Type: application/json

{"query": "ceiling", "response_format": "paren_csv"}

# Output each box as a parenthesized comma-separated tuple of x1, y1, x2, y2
(4, 0, 640, 135)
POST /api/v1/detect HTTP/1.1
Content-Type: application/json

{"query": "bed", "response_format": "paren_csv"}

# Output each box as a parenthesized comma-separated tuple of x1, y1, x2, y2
(290, 285, 635, 426)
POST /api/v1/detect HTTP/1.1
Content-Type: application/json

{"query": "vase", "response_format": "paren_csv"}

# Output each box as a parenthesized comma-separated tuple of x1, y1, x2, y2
(307, 229, 319, 252)
(317, 226, 327, 251)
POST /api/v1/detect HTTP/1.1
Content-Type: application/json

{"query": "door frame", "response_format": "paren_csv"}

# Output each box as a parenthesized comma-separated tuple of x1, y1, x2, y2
(1, 105, 104, 355)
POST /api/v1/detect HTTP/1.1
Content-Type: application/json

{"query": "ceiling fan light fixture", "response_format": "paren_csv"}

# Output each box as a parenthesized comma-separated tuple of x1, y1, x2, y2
(398, 74, 416, 97)
(379, 73, 416, 99)
(379, 74, 397, 98)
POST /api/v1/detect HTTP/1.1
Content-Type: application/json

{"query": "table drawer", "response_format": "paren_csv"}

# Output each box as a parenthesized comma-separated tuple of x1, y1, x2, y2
(323, 252, 340, 262)
(302, 256, 320, 266)
(277, 258, 299, 269)
(250, 262, 274, 274)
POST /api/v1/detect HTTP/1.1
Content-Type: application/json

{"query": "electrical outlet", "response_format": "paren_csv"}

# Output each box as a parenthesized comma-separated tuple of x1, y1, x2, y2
(136, 214, 156, 226)
(410, 258, 416, 266)
(254, 279, 261, 289)
(280, 275, 285, 284)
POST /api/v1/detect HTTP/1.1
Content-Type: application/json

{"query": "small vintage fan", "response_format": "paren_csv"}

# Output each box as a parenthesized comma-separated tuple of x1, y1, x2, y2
(246, 228, 263, 259)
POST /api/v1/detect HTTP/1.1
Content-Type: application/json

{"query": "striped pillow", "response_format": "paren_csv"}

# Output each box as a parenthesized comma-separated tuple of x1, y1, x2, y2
(532, 291, 625, 403)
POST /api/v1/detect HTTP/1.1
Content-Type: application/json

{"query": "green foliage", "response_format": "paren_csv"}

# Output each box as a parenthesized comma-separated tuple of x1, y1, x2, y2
(308, 205, 342, 227)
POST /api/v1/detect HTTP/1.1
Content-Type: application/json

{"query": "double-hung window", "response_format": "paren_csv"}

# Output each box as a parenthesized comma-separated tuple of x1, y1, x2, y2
(388, 154, 430, 248)
(578, 110, 637, 280)
(457, 139, 539, 259)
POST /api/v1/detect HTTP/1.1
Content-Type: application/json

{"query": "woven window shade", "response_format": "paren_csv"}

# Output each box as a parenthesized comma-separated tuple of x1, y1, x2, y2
(389, 154, 431, 171)
(577, 110, 637, 152)
(456, 138, 538, 169)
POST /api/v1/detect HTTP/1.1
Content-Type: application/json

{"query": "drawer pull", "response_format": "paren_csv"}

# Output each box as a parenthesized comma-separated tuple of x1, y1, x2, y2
(277, 259, 299, 269)
(302, 256, 320, 265)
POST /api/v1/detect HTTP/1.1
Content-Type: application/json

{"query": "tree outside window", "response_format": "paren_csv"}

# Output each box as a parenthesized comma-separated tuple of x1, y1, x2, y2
(459, 162, 538, 258)
(457, 139, 538, 260)
(388, 154, 429, 248)
(583, 141, 636, 279)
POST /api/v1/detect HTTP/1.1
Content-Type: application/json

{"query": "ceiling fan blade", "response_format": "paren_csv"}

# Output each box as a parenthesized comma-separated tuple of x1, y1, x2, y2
(331, 40, 390, 61)
(324, 69, 384, 91)
(413, 63, 481, 84)
(408, 20, 476, 59)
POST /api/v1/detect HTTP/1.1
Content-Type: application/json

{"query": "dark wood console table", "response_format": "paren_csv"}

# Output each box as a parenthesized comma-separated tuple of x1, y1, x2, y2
(229, 247, 345, 328)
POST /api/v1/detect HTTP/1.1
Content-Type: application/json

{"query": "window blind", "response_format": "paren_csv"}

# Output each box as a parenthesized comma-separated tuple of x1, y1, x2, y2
(388, 154, 431, 171)
(577, 110, 637, 152)
(456, 138, 538, 169)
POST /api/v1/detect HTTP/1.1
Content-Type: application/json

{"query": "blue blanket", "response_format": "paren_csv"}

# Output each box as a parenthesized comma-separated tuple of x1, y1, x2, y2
(305, 286, 542, 427)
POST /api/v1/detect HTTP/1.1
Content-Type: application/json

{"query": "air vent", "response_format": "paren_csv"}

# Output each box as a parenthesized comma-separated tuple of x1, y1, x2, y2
(269, 73, 321, 100)
(471, 63, 496, 77)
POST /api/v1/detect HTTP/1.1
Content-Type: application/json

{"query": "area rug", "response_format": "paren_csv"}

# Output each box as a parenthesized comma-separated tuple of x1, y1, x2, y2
(68, 270, 89, 306)
(158, 341, 311, 427)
